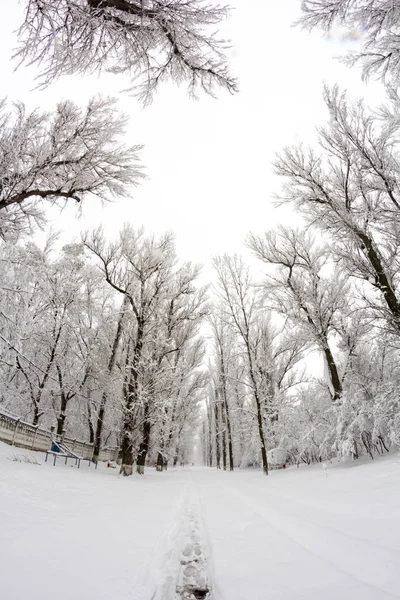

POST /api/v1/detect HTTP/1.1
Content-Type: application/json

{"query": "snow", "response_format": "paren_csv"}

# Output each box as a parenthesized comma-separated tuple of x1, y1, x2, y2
(1, 442, 399, 600)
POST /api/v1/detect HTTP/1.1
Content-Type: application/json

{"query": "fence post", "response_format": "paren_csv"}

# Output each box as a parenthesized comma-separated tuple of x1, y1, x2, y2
(12, 418, 20, 446)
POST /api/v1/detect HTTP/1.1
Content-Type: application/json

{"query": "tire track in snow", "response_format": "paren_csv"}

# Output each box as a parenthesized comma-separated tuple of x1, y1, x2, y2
(216, 478, 400, 599)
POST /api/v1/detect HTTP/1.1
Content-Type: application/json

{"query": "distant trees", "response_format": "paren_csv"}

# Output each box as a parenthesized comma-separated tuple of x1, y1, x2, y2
(213, 255, 269, 474)
(0, 226, 207, 474)
(17, 0, 237, 102)
(210, 255, 305, 474)
(83, 225, 207, 475)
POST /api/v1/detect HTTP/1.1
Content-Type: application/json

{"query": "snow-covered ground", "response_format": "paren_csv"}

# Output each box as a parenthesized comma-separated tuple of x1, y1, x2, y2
(1, 441, 399, 600)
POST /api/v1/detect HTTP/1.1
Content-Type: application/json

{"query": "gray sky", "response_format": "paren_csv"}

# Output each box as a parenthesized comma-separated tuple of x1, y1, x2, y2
(1, 1, 386, 269)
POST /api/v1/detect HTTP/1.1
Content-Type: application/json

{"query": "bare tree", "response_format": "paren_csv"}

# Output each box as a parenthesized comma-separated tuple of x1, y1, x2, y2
(298, 0, 400, 86)
(0, 97, 143, 239)
(274, 85, 400, 334)
(213, 254, 269, 474)
(209, 313, 234, 470)
(248, 227, 347, 402)
(17, 0, 237, 103)
(84, 225, 176, 475)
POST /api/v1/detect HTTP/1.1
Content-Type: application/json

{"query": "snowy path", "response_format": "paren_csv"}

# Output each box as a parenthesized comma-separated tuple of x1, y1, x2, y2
(194, 466, 400, 600)
(1, 443, 399, 600)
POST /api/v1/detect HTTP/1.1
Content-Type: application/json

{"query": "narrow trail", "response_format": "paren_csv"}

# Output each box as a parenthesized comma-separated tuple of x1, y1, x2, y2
(174, 483, 212, 600)
(150, 475, 213, 600)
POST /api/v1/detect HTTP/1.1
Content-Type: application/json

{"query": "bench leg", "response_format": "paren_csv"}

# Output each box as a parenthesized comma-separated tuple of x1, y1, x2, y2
(45, 453, 48, 463)
(53, 454, 56, 466)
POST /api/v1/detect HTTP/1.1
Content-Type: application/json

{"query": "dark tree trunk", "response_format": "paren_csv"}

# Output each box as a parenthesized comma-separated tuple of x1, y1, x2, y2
(356, 230, 400, 324)
(156, 452, 164, 471)
(322, 343, 343, 402)
(219, 348, 234, 472)
(92, 392, 106, 461)
(33, 403, 41, 427)
(208, 407, 213, 467)
(136, 403, 151, 474)
(93, 301, 126, 462)
(254, 389, 268, 475)
(221, 403, 227, 471)
(214, 399, 221, 469)
(56, 364, 70, 436)
(120, 420, 134, 476)
(226, 409, 234, 471)
(246, 349, 268, 475)
(87, 404, 95, 444)
(120, 314, 144, 477)
(86, 387, 95, 444)
(56, 392, 68, 436)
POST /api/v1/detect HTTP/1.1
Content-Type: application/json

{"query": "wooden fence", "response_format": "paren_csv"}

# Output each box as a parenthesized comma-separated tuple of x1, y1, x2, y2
(0, 410, 119, 462)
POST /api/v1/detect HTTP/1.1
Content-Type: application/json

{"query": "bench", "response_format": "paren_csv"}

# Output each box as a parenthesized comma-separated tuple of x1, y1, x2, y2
(45, 441, 97, 468)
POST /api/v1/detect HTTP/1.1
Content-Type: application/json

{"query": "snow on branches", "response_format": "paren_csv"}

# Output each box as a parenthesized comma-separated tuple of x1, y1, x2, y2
(0, 97, 143, 239)
(16, 0, 237, 102)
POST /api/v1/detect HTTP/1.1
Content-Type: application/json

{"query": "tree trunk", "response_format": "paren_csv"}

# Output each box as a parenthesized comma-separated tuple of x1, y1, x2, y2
(32, 403, 41, 427)
(219, 348, 234, 472)
(214, 399, 221, 469)
(56, 365, 69, 436)
(246, 348, 269, 475)
(120, 422, 134, 476)
(254, 389, 268, 475)
(156, 451, 164, 472)
(56, 392, 68, 436)
(136, 403, 151, 475)
(221, 403, 227, 471)
(322, 343, 343, 402)
(356, 230, 400, 324)
(226, 404, 234, 472)
(92, 392, 106, 462)
(93, 300, 126, 462)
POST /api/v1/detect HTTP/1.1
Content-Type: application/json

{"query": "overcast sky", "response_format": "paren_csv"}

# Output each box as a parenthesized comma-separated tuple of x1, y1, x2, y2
(1, 1, 386, 271)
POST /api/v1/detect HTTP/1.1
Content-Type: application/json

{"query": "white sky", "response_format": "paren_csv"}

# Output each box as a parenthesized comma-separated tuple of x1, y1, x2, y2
(1, 0, 387, 273)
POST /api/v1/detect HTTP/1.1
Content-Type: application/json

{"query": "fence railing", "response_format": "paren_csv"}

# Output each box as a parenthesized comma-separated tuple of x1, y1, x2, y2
(0, 410, 119, 462)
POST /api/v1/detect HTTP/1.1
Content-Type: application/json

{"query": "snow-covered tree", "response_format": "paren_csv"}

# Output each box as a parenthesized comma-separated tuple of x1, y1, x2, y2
(0, 97, 143, 240)
(248, 227, 347, 402)
(17, 0, 237, 102)
(298, 0, 400, 87)
(274, 86, 400, 335)
(84, 225, 207, 475)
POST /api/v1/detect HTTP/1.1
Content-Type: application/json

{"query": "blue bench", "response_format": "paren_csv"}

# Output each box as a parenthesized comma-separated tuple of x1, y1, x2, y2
(45, 441, 97, 468)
